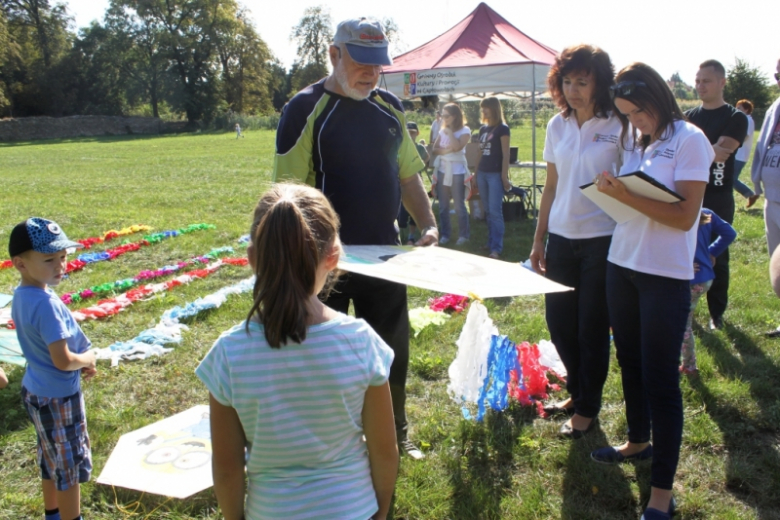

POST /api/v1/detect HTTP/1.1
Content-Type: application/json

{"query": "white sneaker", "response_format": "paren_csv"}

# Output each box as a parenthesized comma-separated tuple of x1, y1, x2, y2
(399, 439, 425, 460)
(456, 237, 469, 245)
(439, 236, 450, 244)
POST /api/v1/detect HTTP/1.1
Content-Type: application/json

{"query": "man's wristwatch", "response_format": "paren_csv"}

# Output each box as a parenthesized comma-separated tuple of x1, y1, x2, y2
(420, 226, 439, 237)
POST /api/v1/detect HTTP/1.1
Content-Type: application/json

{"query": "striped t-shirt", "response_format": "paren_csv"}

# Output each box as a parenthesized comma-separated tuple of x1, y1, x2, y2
(196, 314, 394, 520)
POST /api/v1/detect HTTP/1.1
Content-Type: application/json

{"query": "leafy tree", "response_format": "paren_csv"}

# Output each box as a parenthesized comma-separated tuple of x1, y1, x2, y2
(104, 1, 171, 118)
(290, 5, 332, 70)
(289, 61, 327, 93)
(110, 0, 235, 123)
(382, 17, 405, 57)
(2, 0, 71, 68)
(267, 57, 290, 111)
(0, 9, 9, 109)
(0, 0, 73, 116)
(215, 8, 272, 114)
(724, 58, 771, 110)
(53, 22, 127, 115)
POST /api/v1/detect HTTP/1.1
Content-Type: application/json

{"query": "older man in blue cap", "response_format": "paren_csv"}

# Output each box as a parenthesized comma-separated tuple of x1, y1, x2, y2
(273, 17, 437, 461)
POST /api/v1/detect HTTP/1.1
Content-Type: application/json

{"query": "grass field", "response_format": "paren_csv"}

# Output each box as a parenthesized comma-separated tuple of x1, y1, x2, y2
(1, 126, 779, 520)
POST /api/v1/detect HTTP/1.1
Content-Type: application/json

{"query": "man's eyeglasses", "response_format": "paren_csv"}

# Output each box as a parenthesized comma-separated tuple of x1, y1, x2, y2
(609, 81, 647, 100)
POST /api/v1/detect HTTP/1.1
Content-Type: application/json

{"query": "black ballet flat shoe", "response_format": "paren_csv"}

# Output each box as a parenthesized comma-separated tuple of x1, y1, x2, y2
(591, 444, 653, 465)
(558, 417, 597, 440)
(543, 402, 575, 418)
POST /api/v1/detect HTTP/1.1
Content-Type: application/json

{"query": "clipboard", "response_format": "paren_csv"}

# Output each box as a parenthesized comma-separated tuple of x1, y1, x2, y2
(579, 171, 684, 224)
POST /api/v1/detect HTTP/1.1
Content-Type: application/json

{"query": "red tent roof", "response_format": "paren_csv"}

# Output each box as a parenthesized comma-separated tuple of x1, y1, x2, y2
(384, 2, 557, 73)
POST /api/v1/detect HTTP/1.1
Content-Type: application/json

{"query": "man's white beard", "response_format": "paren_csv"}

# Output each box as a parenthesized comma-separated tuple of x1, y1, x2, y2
(334, 61, 372, 101)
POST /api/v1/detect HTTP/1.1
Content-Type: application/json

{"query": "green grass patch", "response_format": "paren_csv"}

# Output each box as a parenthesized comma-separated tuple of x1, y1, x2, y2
(0, 129, 777, 519)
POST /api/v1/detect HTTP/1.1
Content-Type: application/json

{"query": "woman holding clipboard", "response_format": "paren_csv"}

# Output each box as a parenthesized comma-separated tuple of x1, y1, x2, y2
(529, 44, 620, 439)
(590, 63, 714, 520)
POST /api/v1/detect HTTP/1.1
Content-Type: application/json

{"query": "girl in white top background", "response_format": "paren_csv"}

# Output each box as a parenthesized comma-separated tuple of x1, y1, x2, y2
(530, 44, 621, 440)
(196, 184, 398, 520)
(590, 63, 713, 520)
(431, 103, 471, 245)
(734, 99, 758, 207)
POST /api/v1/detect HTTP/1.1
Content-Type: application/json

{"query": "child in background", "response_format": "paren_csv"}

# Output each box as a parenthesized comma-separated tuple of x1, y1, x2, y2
(196, 183, 398, 520)
(9, 217, 96, 520)
(682, 209, 737, 374)
(398, 121, 429, 244)
(235, 123, 244, 139)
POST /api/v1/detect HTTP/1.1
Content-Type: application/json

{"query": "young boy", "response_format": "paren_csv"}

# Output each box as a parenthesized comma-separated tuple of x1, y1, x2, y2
(9, 217, 96, 520)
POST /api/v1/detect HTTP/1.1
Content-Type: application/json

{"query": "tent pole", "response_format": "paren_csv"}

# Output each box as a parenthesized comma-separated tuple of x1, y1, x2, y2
(532, 64, 537, 222)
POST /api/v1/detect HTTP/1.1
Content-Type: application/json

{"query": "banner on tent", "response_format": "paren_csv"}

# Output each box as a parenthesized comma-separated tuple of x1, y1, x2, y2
(382, 64, 549, 99)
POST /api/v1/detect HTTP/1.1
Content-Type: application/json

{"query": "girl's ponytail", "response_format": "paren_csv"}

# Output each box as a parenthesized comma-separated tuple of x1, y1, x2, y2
(246, 184, 340, 347)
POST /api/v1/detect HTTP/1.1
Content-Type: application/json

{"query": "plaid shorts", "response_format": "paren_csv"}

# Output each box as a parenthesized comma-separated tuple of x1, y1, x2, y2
(22, 386, 92, 491)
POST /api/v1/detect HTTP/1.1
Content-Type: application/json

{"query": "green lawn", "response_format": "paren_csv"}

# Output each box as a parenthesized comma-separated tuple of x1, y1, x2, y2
(0, 129, 778, 520)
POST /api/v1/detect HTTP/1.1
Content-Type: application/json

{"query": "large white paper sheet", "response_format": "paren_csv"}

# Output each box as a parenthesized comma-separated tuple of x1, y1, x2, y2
(339, 246, 571, 298)
(580, 171, 684, 224)
(97, 405, 212, 499)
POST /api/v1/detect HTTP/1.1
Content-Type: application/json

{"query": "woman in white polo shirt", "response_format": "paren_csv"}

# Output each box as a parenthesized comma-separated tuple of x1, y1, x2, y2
(590, 62, 713, 520)
(530, 44, 620, 439)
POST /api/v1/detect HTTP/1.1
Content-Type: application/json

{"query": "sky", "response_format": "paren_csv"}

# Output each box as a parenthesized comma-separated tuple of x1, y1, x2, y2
(64, 0, 778, 86)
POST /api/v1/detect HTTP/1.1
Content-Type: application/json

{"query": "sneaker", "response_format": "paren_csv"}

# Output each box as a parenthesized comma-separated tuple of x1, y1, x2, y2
(488, 251, 500, 259)
(399, 439, 425, 460)
(709, 316, 723, 331)
(439, 236, 450, 245)
(456, 237, 469, 245)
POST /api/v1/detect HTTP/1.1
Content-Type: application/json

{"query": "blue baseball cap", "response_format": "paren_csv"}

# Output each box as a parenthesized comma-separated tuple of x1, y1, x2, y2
(8, 217, 83, 257)
(333, 18, 392, 66)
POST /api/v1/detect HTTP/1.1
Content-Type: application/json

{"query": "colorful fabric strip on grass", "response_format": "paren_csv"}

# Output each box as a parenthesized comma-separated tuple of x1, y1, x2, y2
(75, 224, 153, 249)
(0, 224, 153, 269)
(71, 258, 248, 322)
(63, 223, 216, 275)
(93, 276, 255, 366)
(429, 294, 469, 313)
(61, 247, 235, 305)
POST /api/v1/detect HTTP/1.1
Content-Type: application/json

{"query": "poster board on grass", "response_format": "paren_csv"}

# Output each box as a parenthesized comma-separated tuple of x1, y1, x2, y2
(97, 405, 212, 499)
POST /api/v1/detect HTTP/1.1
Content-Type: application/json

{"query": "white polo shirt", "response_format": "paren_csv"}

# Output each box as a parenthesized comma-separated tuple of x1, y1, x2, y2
(543, 112, 622, 239)
(608, 120, 714, 280)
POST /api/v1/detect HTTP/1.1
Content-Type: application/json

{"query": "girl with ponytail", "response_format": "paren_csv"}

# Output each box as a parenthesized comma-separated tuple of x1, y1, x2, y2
(197, 183, 398, 520)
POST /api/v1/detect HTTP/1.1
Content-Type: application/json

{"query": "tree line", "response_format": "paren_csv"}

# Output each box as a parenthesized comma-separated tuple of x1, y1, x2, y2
(0, 1, 343, 123)
(1, 0, 775, 126)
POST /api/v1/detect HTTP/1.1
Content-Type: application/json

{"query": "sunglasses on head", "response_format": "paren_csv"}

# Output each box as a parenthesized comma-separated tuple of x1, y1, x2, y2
(609, 81, 647, 100)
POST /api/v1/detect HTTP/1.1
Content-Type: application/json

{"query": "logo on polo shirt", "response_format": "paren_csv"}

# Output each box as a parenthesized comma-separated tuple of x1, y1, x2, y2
(593, 133, 618, 144)
(651, 148, 675, 159)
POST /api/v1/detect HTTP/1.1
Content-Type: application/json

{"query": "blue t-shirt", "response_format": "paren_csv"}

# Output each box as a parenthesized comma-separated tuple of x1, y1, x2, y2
(12, 285, 91, 397)
(477, 123, 510, 173)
